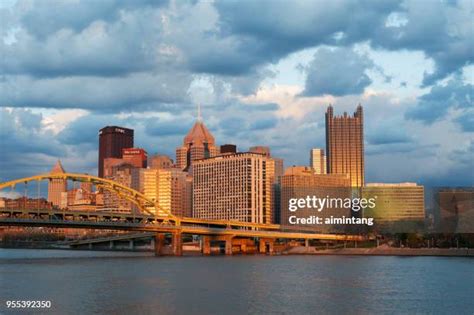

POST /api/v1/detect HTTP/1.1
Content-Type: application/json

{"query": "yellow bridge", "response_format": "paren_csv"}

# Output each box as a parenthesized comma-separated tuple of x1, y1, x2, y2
(0, 173, 367, 255)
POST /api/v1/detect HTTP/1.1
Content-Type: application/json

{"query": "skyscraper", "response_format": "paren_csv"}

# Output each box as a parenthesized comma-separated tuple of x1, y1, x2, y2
(193, 152, 275, 224)
(98, 126, 134, 177)
(47, 160, 67, 208)
(310, 148, 326, 174)
(176, 106, 218, 171)
(326, 105, 364, 187)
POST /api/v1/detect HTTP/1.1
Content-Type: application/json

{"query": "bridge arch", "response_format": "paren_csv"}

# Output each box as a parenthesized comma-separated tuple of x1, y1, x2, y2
(0, 173, 175, 219)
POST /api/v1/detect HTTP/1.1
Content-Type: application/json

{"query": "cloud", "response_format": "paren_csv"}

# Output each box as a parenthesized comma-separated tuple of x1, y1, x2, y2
(454, 110, 474, 132)
(373, 0, 473, 86)
(0, 73, 193, 112)
(405, 76, 473, 124)
(300, 47, 375, 96)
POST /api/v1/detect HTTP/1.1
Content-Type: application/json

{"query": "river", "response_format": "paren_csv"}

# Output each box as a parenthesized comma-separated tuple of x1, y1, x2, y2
(1, 249, 473, 314)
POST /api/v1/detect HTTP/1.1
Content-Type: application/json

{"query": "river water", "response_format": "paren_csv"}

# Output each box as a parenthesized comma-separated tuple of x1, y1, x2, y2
(1, 249, 473, 314)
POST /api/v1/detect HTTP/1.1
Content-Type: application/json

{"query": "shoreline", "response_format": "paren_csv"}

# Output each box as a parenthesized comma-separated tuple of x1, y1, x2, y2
(2, 245, 474, 257)
(285, 246, 474, 257)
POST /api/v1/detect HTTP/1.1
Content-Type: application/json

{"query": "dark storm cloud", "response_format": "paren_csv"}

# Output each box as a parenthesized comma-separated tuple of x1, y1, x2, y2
(213, 0, 471, 85)
(250, 118, 278, 130)
(0, 108, 65, 180)
(0, 109, 62, 156)
(372, 0, 473, 87)
(0, 73, 193, 112)
(406, 76, 473, 124)
(455, 110, 474, 133)
(1, 0, 471, 115)
(20, 0, 168, 39)
(57, 114, 129, 145)
(300, 47, 374, 96)
(368, 131, 412, 145)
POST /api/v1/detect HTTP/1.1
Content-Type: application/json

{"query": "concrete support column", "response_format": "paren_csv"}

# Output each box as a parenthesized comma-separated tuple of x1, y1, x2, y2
(202, 236, 211, 255)
(305, 239, 309, 247)
(154, 233, 165, 256)
(241, 243, 247, 254)
(259, 239, 266, 254)
(224, 236, 233, 255)
(259, 238, 275, 255)
(268, 241, 274, 255)
(88, 243, 93, 250)
(109, 240, 114, 249)
(172, 231, 182, 256)
(129, 240, 134, 250)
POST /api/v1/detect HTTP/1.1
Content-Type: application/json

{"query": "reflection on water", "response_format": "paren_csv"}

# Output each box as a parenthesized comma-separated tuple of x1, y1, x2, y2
(1, 249, 473, 314)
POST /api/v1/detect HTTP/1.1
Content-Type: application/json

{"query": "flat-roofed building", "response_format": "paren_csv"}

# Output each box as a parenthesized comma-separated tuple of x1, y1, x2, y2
(103, 163, 135, 212)
(362, 183, 425, 222)
(193, 152, 275, 224)
(130, 167, 192, 217)
(280, 166, 352, 232)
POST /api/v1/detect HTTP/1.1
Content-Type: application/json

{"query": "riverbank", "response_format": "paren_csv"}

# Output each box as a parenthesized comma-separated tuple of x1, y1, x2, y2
(286, 246, 474, 257)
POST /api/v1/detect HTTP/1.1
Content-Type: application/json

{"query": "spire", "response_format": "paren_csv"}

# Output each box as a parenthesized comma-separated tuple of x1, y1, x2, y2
(51, 159, 66, 174)
(197, 103, 202, 122)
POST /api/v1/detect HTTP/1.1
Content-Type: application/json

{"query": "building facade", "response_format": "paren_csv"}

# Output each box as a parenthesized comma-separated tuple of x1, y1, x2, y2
(128, 166, 192, 217)
(326, 105, 364, 187)
(98, 126, 134, 177)
(122, 148, 147, 168)
(362, 183, 425, 221)
(249, 146, 271, 157)
(193, 152, 275, 224)
(280, 166, 352, 232)
(47, 160, 67, 208)
(103, 163, 135, 212)
(149, 154, 173, 169)
(310, 148, 326, 174)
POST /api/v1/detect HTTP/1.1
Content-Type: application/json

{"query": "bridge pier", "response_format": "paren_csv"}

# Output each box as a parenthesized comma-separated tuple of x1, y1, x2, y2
(259, 238, 275, 255)
(224, 235, 233, 255)
(202, 236, 211, 255)
(154, 233, 165, 256)
(172, 231, 182, 256)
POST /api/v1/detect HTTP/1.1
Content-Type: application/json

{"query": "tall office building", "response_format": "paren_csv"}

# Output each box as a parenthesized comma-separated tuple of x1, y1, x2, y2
(310, 148, 326, 174)
(98, 126, 134, 177)
(326, 105, 364, 187)
(47, 160, 67, 208)
(193, 152, 275, 224)
(136, 167, 191, 217)
(176, 110, 218, 171)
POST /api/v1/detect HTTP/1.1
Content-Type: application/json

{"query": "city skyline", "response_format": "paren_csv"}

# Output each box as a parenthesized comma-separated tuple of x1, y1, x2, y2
(0, 0, 473, 187)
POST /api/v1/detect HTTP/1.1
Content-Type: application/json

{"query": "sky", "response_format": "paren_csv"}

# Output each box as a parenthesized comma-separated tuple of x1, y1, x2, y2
(0, 0, 473, 187)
